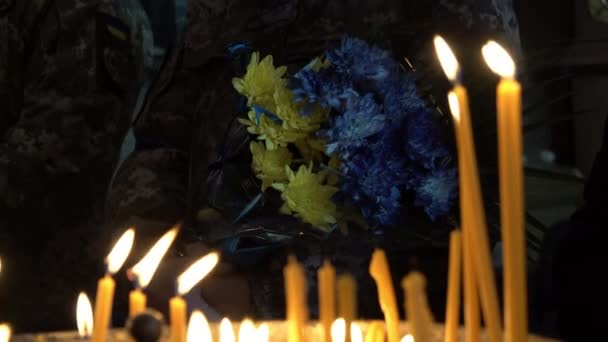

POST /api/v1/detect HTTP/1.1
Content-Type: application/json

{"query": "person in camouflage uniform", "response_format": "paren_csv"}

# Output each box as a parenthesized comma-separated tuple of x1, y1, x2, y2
(107, 0, 521, 321)
(0, 0, 146, 332)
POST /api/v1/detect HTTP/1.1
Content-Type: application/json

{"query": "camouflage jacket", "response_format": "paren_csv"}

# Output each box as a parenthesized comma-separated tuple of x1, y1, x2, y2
(107, 0, 521, 319)
(0, 0, 144, 332)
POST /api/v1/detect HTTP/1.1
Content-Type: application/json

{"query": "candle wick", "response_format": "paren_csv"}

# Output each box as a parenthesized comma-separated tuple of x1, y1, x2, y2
(103, 261, 110, 276)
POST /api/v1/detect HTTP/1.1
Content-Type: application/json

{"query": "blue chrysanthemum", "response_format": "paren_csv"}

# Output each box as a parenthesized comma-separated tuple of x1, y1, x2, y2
(325, 93, 385, 155)
(411, 168, 458, 220)
(405, 108, 452, 170)
(326, 37, 399, 84)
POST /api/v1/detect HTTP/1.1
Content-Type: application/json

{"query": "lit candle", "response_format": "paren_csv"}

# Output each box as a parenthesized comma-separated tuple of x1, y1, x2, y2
(336, 274, 357, 332)
(444, 230, 462, 342)
(402, 272, 431, 342)
(461, 222, 481, 342)
(283, 255, 308, 342)
(350, 323, 363, 342)
(369, 249, 399, 342)
(434, 35, 502, 342)
(170, 252, 220, 342)
(77, 292, 94, 338)
(92, 228, 135, 342)
(238, 319, 257, 342)
(448, 92, 481, 342)
(482, 40, 527, 342)
(219, 318, 235, 342)
(330, 318, 345, 342)
(318, 259, 336, 342)
(0, 324, 11, 342)
(257, 323, 270, 342)
(129, 226, 179, 317)
(364, 321, 385, 342)
(186, 310, 212, 342)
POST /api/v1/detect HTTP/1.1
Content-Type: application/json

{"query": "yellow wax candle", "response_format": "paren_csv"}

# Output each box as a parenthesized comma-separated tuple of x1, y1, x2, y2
(92, 275, 115, 342)
(463, 229, 480, 342)
(436, 35, 502, 342)
(129, 288, 147, 317)
(369, 249, 399, 342)
(318, 259, 336, 342)
(129, 227, 179, 317)
(171, 252, 219, 342)
(337, 274, 357, 342)
(284, 254, 307, 342)
(92, 228, 135, 342)
(364, 321, 385, 342)
(402, 272, 431, 342)
(483, 41, 527, 342)
(170, 296, 187, 342)
(444, 230, 462, 342)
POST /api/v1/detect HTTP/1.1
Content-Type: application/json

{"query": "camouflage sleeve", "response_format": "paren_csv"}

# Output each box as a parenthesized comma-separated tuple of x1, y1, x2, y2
(0, 0, 138, 222)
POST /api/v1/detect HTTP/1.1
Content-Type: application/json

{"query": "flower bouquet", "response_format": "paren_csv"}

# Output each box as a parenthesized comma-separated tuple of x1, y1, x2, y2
(231, 37, 457, 233)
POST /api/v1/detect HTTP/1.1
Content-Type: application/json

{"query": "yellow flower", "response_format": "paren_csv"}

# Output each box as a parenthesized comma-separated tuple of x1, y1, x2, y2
(238, 86, 329, 150)
(232, 52, 287, 108)
(272, 164, 338, 231)
(294, 137, 326, 163)
(250, 141, 293, 190)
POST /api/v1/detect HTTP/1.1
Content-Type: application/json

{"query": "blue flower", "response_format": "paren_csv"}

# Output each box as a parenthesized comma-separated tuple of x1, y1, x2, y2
(325, 93, 385, 155)
(326, 37, 399, 84)
(411, 168, 458, 220)
(291, 67, 356, 112)
(404, 108, 452, 170)
(382, 75, 426, 123)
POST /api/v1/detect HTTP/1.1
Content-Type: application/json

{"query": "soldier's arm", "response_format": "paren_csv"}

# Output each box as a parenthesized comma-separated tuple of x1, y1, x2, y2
(0, 1, 137, 220)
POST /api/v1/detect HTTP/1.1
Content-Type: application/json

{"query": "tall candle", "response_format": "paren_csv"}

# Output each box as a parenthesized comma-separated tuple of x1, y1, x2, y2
(444, 230, 462, 342)
(369, 249, 399, 342)
(318, 259, 336, 342)
(482, 40, 527, 342)
(284, 254, 307, 342)
(129, 226, 179, 317)
(364, 321, 385, 342)
(170, 252, 219, 342)
(435, 35, 502, 342)
(402, 272, 431, 342)
(92, 228, 135, 342)
(462, 225, 481, 342)
(337, 274, 357, 342)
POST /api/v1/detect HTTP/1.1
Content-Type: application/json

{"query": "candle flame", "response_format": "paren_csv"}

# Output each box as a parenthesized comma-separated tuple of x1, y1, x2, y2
(177, 252, 219, 295)
(219, 318, 235, 342)
(447, 91, 460, 122)
(238, 319, 256, 342)
(131, 227, 178, 288)
(330, 318, 346, 342)
(187, 310, 212, 342)
(350, 323, 363, 342)
(401, 334, 414, 342)
(433, 35, 460, 82)
(0, 324, 10, 342)
(76, 292, 94, 338)
(256, 323, 269, 342)
(482, 40, 516, 78)
(106, 228, 135, 274)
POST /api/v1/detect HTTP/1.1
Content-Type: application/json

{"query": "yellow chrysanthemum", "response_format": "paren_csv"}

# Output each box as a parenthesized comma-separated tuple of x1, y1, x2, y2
(238, 110, 307, 150)
(294, 137, 326, 163)
(238, 86, 330, 150)
(250, 141, 293, 190)
(272, 164, 338, 231)
(232, 52, 287, 108)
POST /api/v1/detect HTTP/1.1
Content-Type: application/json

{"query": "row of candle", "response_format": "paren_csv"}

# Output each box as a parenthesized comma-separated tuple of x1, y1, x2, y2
(0, 36, 526, 342)
(435, 36, 527, 342)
